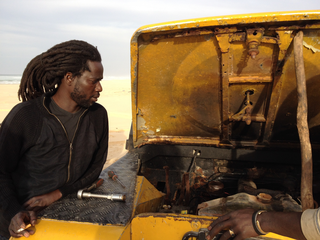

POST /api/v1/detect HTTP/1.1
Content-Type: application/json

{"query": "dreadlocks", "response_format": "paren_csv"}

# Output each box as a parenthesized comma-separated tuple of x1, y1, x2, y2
(18, 40, 102, 101)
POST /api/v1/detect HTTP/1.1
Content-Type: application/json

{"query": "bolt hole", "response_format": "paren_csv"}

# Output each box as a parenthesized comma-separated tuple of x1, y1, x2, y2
(245, 90, 254, 95)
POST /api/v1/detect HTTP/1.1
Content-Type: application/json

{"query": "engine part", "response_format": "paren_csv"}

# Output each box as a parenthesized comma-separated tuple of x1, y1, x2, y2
(197, 192, 301, 216)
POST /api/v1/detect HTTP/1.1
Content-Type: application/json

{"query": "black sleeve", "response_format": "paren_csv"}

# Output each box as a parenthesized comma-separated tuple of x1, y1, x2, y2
(0, 102, 40, 220)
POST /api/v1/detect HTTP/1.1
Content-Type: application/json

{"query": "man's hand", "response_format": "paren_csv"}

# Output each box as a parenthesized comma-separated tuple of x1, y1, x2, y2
(207, 208, 258, 240)
(207, 209, 307, 240)
(9, 211, 37, 238)
(23, 189, 62, 211)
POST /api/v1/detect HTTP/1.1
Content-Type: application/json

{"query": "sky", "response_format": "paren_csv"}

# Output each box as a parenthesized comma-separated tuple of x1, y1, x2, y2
(0, 0, 319, 79)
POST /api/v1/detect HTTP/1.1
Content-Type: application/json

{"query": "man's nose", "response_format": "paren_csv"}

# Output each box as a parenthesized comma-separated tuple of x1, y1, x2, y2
(95, 81, 103, 92)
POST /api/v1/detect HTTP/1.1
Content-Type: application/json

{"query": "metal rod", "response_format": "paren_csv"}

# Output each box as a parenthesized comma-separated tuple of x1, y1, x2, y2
(184, 172, 190, 206)
(82, 192, 126, 202)
(294, 30, 314, 211)
(163, 166, 171, 205)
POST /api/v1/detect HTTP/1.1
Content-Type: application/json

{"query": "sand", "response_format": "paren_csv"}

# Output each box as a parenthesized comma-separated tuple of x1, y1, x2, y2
(0, 80, 132, 169)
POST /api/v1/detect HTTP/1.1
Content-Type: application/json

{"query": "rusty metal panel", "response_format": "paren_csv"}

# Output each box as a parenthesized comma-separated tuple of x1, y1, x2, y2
(131, 11, 320, 148)
(272, 30, 320, 143)
(136, 32, 221, 144)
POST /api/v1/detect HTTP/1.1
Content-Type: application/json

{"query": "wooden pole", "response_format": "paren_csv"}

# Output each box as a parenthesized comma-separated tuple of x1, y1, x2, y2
(293, 30, 314, 211)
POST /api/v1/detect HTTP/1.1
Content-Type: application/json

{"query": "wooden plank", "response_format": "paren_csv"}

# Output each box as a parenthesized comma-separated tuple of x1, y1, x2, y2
(294, 30, 314, 211)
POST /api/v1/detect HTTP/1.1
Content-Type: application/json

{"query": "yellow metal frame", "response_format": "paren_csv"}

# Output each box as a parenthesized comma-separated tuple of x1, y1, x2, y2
(130, 10, 320, 148)
(130, 213, 295, 240)
(11, 220, 128, 240)
(10, 177, 296, 239)
(133, 11, 320, 34)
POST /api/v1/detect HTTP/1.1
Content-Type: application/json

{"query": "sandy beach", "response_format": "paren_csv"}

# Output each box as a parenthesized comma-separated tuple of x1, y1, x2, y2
(0, 80, 132, 169)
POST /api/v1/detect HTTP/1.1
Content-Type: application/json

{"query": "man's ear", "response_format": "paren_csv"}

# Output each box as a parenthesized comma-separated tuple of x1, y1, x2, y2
(64, 72, 73, 86)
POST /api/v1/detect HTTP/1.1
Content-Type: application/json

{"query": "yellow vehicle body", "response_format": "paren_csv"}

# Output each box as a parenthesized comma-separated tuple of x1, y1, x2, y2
(11, 10, 320, 240)
(131, 10, 320, 148)
(11, 176, 293, 240)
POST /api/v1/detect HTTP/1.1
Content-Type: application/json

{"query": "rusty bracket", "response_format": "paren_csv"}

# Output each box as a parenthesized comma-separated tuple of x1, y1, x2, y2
(229, 28, 279, 60)
(216, 34, 232, 144)
(231, 90, 254, 125)
(229, 29, 292, 63)
(276, 30, 294, 63)
(246, 28, 265, 59)
(230, 31, 278, 45)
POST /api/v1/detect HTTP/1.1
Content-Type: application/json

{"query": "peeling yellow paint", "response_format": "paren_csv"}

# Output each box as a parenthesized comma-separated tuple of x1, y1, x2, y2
(303, 40, 320, 53)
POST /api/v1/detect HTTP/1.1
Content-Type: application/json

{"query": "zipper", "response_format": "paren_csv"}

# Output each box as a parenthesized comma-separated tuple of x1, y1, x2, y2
(66, 109, 87, 182)
(42, 97, 88, 183)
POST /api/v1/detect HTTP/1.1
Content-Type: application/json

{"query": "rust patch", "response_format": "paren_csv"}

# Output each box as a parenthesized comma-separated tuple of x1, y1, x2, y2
(193, 176, 208, 189)
(214, 27, 238, 34)
(150, 29, 214, 42)
(135, 213, 215, 223)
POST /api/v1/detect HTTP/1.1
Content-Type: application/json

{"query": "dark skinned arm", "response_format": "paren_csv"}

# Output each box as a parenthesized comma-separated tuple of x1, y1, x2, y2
(23, 189, 62, 211)
(259, 211, 306, 240)
(8, 211, 37, 238)
(206, 208, 306, 240)
(8, 190, 62, 238)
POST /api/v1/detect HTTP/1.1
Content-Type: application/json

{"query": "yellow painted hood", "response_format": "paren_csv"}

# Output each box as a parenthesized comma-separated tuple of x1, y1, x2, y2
(130, 10, 320, 149)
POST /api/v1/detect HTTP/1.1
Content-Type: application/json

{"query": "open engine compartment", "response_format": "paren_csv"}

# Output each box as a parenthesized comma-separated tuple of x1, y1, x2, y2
(135, 143, 320, 217)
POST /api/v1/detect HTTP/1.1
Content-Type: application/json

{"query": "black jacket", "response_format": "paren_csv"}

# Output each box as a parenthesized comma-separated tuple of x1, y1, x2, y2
(0, 94, 108, 224)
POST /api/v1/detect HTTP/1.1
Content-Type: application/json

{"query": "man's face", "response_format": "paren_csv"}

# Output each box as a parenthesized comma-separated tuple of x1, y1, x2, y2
(70, 61, 104, 108)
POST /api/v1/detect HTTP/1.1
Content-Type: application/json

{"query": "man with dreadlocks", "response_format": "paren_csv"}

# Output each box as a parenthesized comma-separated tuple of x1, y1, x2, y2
(0, 40, 108, 239)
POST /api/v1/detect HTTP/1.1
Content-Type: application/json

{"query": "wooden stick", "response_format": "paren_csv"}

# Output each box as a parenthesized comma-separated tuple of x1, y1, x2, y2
(294, 30, 314, 211)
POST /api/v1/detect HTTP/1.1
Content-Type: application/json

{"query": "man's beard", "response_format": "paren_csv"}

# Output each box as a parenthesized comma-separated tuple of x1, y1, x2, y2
(70, 84, 92, 108)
